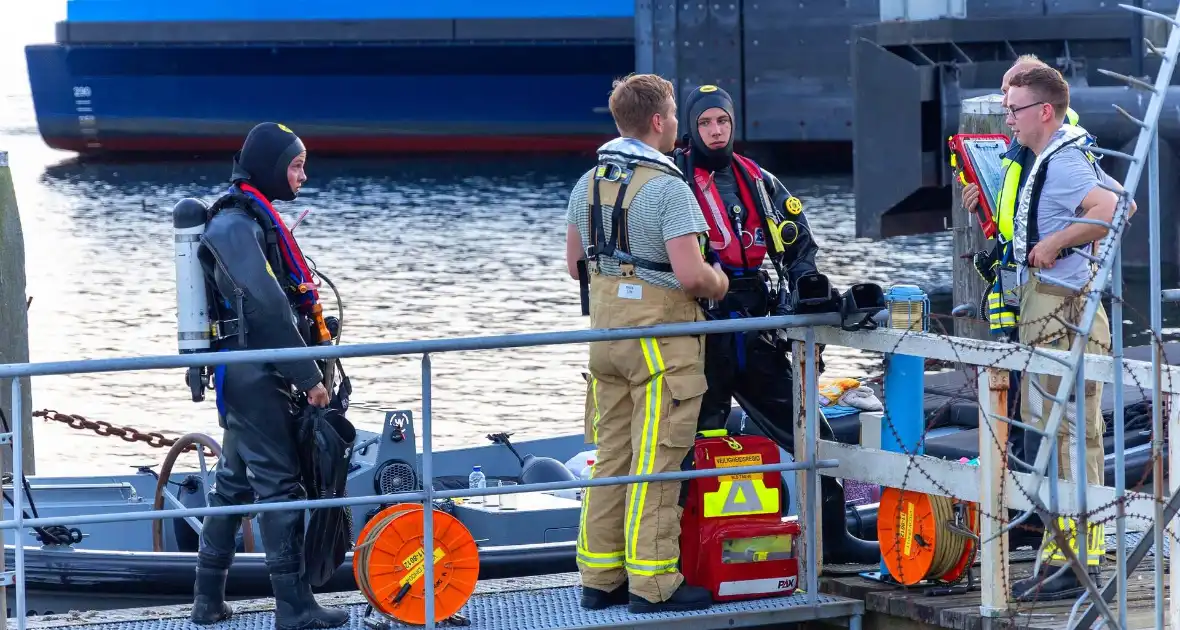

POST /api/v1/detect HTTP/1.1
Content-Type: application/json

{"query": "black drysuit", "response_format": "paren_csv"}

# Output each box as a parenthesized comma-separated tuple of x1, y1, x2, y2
(676, 85, 879, 566)
(190, 122, 348, 630)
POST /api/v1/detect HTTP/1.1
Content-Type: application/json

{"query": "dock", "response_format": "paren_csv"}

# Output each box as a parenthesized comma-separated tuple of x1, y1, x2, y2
(22, 573, 864, 630)
(819, 535, 1171, 629)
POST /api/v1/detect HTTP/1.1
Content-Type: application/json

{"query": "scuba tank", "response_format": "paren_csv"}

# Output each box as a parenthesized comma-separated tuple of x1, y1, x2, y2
(172, 198, 213, 402)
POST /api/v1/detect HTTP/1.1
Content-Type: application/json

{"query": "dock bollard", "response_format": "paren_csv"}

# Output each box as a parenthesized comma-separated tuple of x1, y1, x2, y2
(878, 284, 929, 578)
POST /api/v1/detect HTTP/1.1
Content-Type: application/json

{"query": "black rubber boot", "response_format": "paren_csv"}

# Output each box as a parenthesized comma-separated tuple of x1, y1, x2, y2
(820, 476, 880, 565)
(190, 566, 233, 625)
(259, 508, 348, 630)
(580, 583, 629, 610)
(1011, 564, 1090, 602)
(191, 500, 242, 625)
(628, 582, 713, 614)
(270, 572, 350, 629)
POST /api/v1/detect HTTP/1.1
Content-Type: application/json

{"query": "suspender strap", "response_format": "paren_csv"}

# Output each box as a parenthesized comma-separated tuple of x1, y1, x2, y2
(586, 161, 673, 273)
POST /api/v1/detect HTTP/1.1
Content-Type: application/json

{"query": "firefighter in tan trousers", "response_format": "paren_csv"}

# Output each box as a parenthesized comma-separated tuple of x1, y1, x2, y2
(565, 73, 729, 614)
(1002, 66, 1135, 602)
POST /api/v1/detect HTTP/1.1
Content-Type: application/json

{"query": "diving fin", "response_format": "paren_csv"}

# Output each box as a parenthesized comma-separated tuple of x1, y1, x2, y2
(789, 273, 841, 314)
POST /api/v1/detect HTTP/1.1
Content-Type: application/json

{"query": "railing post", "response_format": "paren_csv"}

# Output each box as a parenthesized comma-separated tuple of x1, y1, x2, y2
(421, 353, 435, 630)
(977, 368, 1010, 617)
(791, 338, 821, 593)
(1168, 392, 1179, 630)
(10, 377, 23, 629)
(0, 382, 6, 630)
(804, 329, 821, 604)
(878, 286, 928, 578)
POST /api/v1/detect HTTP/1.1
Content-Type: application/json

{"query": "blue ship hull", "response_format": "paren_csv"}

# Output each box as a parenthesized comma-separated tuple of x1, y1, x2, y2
(25, 1, 637, 156)
(25, 40, 634, 156)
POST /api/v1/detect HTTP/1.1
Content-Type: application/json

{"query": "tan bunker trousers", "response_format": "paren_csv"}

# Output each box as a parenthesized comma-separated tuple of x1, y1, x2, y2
(1019, 274, 1110, 567)
(576, 271, 708, 603)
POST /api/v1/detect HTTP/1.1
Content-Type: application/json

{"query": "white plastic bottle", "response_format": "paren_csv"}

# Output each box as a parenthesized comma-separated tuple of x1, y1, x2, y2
(468, 465, 486, 505)
(576, 458, 595, 500)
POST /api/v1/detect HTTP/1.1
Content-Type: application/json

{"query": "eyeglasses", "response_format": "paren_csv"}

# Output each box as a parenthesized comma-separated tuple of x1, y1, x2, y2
(1006, 101, 1045, 118)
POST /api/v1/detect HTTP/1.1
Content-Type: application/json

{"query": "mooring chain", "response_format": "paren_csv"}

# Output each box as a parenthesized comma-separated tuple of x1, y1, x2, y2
(33, 409, 215, 458)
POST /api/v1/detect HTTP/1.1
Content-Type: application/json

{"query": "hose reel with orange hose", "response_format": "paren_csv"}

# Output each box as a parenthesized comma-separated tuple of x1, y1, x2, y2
(353, 504, 480, 627)
(877, 487, 980, 589)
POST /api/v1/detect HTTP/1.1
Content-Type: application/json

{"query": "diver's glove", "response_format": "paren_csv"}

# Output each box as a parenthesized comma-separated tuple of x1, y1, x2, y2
(325, 316, 340, 340)
(972, 250, 996, 285)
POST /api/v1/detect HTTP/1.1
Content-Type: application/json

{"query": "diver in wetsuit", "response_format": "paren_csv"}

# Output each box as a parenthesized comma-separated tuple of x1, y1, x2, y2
(672, 85, 879, 565)
(189, 122, 347, 629)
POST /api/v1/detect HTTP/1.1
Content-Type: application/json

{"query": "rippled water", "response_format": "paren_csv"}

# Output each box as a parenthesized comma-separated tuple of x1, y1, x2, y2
(8, 139, 955, 475)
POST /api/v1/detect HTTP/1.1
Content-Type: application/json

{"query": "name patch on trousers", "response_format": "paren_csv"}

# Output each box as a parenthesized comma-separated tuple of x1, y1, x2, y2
(618, 284, 643, 300)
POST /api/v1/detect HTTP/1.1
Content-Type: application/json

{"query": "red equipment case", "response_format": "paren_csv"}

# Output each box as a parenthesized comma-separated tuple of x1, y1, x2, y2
(680, 430, 801, 602)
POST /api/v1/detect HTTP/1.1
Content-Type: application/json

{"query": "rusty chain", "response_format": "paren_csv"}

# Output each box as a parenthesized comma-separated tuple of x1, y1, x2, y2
(33, 409, 216, 458)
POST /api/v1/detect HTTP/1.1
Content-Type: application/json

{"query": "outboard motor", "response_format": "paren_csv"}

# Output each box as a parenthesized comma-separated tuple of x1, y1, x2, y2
(487, 433, 577, 491)
(519, 453, 578, 485)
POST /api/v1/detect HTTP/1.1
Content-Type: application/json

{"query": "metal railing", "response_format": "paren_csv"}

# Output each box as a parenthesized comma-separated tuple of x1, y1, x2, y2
(0, 312, 850, 629)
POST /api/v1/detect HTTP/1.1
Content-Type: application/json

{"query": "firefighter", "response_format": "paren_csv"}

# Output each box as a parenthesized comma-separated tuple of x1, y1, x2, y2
(564, 73, 729, 613)
(671, 84, 879, 565)
(961, 54, 1082, 465)
(1003, 65, 1130, 601)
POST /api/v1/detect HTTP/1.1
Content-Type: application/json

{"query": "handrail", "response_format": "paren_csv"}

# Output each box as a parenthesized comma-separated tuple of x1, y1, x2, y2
(0, 312, 849, 379)
(0, 459, 838, 530)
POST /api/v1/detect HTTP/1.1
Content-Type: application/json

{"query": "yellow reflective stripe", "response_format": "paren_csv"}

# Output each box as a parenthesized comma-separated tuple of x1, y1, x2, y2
(591, 377, 601, 444)
(1041, 518, 1105, 566)
(625, 559, 679, 575)
(625, 337, 667, 568)
(577, 376, 623, 569)
(577, 552, 624, 569)
(997, 157, 1021, 242)
(1066, 107, 1079, 125)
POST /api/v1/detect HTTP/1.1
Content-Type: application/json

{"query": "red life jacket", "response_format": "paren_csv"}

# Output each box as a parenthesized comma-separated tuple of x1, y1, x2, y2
(687, 153, 769, 271)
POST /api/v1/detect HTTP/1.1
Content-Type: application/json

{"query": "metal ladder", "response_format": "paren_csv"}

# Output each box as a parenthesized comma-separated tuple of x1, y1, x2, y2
(978, 3, 1180, 628)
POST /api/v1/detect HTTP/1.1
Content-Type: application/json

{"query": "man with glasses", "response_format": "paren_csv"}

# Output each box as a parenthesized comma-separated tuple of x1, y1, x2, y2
(959, 55, 1085, 468)
(1002, 65, 1132, 602)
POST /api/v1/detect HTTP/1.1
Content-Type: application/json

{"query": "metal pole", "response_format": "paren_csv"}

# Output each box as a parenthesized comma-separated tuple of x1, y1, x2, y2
(1111, 250, 1128, 629)
(1073, 349, 1087, 596)
(805, 328, 819, 604)
(422, 354, 435, 630)
(1149, 123, 1165, 630)
(10, 378, 23, 629)
(0, 312, 851, 380)
(1133, 0, 1145, 77)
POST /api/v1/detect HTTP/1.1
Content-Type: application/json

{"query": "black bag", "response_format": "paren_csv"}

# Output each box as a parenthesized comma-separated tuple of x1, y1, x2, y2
(297, 360, 357, 588)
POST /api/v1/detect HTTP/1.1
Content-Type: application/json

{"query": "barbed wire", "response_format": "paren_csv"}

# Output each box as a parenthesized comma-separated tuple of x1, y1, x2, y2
(857, 199, 1177, 627)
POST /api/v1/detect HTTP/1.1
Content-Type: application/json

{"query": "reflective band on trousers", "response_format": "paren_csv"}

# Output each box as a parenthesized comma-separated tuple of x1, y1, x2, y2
(1041, 517, 1105, 566)
(576, 376, 624, 570)
(622, 337, 678, 577)
(575, 338, 682, 576)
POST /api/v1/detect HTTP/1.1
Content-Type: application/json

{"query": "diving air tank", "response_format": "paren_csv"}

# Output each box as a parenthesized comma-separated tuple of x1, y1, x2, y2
(173, 198, 212, 402)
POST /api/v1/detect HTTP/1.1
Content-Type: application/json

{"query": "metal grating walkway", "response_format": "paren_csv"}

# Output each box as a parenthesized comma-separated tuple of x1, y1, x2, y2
(27, 574, 863, 630)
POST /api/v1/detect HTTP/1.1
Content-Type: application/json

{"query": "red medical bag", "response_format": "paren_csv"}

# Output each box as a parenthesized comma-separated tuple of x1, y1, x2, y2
(680, 430, 801, 602)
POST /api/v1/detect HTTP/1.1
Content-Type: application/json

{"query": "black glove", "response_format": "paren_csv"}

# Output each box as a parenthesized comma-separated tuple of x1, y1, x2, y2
(324, 316, 340, 340)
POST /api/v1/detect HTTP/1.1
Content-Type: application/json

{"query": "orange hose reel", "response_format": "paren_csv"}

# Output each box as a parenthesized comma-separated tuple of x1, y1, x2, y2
(877, 488, 979, 586)
(353, 504, 480, 625)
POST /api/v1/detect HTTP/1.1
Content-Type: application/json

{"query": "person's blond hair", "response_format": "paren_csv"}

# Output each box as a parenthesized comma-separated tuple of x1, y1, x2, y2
(608, 73, 675, 137)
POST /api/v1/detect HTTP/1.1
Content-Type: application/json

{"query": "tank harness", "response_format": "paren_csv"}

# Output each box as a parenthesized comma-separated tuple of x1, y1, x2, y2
(199, 184, 325, 416)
